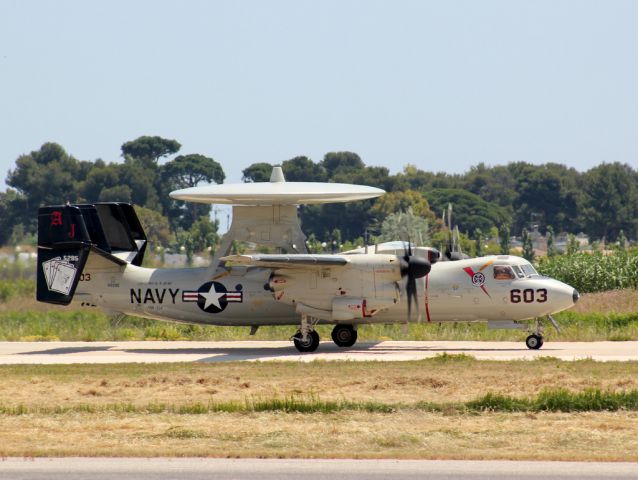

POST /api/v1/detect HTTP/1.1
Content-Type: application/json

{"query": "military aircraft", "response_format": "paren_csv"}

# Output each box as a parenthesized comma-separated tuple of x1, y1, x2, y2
(35, 166, 579, 352)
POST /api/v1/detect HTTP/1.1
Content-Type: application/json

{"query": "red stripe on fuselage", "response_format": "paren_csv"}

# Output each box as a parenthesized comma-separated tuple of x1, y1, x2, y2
(424, 274, 431, 322)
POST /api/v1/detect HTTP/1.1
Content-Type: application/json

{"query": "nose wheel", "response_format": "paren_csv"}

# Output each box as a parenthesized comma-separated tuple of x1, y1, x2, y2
(293, 330, 320, 352)
(292, 314, 320, 352)
(525, 334, 544, 350)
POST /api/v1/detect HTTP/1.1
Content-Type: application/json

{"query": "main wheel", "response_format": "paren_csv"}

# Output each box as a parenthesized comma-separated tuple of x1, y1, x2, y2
(525, 334, 543, 350)
(331, 324, 358, 348)
(293, 330, 320, 353)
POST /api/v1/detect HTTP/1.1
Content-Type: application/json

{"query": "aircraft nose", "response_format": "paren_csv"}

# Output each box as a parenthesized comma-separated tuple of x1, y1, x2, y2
(573, 289, 580, 304)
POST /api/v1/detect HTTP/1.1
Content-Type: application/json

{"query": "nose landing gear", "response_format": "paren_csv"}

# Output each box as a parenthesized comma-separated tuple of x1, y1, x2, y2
(293, 330, 320, 352)
(292, 314, 320, 353)
(525, 333, 544, 350)
(525, 315, 560, 350)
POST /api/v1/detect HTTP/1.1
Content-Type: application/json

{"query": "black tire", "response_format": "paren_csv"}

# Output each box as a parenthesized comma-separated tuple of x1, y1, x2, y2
(526, 334, 543, 350)
(331, 324, 358, 348)
(293, 330, 320, 353)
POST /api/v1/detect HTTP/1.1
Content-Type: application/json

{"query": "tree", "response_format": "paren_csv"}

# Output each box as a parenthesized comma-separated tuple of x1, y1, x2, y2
(322, 152, 364, 178)
(378, 207, 430, 244)
(159, 154, 225, 229)
(371, 190, 436, 222)
(80, 161, 122, 202)
(566, 234, 579, 255)
(509, 163, 582, 234)
(119, 160, 161, 210)
(473, 228, 483, 257)
(121, 136, 181, 168)
(190, 216, 220, 253)
(242, 163, 273, 182)
(581, 163, 638, 241)
(330, 228, 342, 253)
(618, 230, 628, 250)
(499, 224, 511, 255)
(135, 205, 173, 247)
(522, 228, 535, 262)
(161, 154, 225, 189)
(281, 156, 327, 182)
(6, 143, 85, 231)
(424, 188, 510, 234)
(546, 226, 556, 257)
(0, 189, 27, 245)
(119, 136, 182, 213)
(332, 165, 396, 191)
(464, 163, 518, 209)
(99, 185, 132, 203)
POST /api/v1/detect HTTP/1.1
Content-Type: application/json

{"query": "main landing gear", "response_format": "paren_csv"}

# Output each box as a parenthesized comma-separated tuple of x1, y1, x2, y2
(331, 324, 357, 348)
(292, 318, 359, 353)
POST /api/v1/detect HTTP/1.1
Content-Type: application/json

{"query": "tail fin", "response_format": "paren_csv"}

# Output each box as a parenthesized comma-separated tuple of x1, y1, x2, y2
(37, 202, 147, 305)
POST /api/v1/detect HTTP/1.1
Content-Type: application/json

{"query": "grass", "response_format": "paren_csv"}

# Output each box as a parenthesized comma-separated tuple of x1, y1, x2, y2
(1, 410, 637, 460)
(1, 356, 637, 409)
(1, 357, 638, 459)
(1, 308, 638, 341)
(1, 388, 637, 416)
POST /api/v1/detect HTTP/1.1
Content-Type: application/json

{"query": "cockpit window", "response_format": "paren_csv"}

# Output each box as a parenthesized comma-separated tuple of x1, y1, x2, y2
(512, 265, 525, 278)
(493, 265, 515, 280)
(520, 264, 539, 277)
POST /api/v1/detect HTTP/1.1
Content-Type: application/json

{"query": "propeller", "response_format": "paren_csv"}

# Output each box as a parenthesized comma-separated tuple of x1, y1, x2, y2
(399, 240, 431, 320)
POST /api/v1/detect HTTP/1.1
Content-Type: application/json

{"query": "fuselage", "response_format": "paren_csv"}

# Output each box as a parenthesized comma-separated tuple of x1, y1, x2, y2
(75, 253, 577, 327)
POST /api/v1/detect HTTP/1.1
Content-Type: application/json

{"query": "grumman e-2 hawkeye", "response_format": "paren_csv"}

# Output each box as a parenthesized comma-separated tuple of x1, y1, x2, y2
(36, 166, 579, 352)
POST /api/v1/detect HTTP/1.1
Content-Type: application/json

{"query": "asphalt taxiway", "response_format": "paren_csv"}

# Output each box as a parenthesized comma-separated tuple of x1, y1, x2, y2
(0, 340, 636, 364)
(1, 458, 637, 480)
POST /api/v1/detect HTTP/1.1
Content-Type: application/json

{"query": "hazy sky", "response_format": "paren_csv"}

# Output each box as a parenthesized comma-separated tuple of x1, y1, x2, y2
(1, 0, 637, 189)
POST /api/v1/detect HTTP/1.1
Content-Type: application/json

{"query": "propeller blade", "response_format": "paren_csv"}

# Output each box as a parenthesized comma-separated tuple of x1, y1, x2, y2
(406, 275, 415, 319)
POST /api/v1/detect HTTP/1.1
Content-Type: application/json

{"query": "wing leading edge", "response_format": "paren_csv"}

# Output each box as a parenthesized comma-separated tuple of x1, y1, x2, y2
(221, 254, 349, 269)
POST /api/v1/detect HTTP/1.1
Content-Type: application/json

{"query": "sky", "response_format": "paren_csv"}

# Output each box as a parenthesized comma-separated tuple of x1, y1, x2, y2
(1, 0, 638, 190)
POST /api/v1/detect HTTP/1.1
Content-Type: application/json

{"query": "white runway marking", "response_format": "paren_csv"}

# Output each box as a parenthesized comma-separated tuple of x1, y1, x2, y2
(0, 340, 636, 364)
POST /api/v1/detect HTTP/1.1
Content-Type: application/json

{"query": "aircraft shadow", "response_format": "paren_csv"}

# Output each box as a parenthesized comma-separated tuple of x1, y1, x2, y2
(18, 346, 114, 355)
(121, 345, 316, 362)
(15, 342, 557, 362)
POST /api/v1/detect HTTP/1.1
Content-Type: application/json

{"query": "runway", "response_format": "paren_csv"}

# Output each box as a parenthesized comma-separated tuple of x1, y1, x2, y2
(0, 340, 636, 364)
(1, 458, 637, 480)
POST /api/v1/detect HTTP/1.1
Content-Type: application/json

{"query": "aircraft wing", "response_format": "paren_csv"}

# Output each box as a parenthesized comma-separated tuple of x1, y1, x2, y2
(221, 254, 349, 269)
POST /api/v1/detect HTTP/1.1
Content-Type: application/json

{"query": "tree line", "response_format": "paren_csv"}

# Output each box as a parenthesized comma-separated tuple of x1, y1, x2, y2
(243, 154, 638, 246)
(1, 137, 637, 252)
(0, 137, 223, 250)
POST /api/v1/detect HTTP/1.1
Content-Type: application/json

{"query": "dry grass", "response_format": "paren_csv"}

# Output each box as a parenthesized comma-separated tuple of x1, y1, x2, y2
(0, 411, 637, 460)
(572, 289, 638, 314)
(2, 359, 638, 459)
(1, 358, 637, 408)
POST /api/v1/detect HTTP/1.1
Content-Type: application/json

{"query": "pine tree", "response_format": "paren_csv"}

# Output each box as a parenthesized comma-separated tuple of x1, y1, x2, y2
(522, 228, 535, 262)
(546, 225, 556, 257)
(499, 224, 510, 255)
